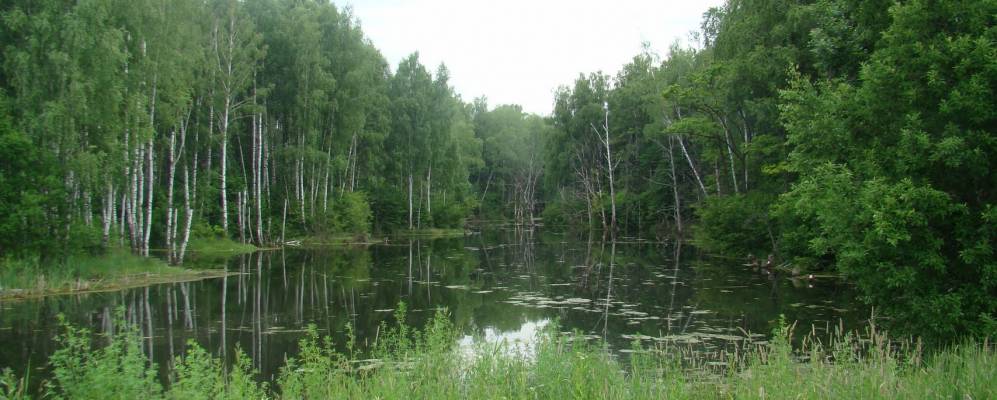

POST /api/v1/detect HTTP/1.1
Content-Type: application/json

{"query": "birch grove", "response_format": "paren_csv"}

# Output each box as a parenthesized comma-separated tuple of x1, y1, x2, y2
(0, 0, 484, 265)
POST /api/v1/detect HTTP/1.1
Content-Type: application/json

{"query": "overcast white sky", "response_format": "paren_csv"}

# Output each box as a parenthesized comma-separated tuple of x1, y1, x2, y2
(338, 0, 726, 115)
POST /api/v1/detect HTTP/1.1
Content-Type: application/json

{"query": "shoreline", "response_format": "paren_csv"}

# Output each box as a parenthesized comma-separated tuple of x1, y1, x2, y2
(0, 268, 239, 301)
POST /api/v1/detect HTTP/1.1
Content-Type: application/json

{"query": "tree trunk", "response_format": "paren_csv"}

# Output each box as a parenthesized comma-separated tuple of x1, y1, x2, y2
(408, 174, 414, 230)
(177, 166, 194, 265)
(667, 136, 683, 235)
(166, 127, 177, 262)
(102, 181, 114, 248)
(349, 132, 358, 192)
(281, 197, 288, 244)
(426, 167, 432, 221)
(677, 135, 707, 197)
(237, 190, 245, 244)
(255, 114, 264, 245)
(134, 145, 144, 252)
(720, 118, 739, 194)
(220, 101, 230, 236)
(143, 138, 154, 256)
(602, 111, 617, 235)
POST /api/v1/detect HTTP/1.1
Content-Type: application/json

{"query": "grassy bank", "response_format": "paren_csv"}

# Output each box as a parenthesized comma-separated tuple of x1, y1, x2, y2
(0, 250, 233, 300)
(2, 306, 993, 399)
(297, 233, 381, 246)
(186, 237, 258, 254)
(390, 228, 466, 239)
(286, 228, 468, 248)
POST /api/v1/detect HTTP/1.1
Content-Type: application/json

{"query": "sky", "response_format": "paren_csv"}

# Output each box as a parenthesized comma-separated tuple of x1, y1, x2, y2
(338, 0, 726, 115)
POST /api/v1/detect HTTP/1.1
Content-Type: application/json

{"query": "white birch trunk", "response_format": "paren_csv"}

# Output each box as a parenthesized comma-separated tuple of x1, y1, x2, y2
(281, 198, 287, 244)
(237, 191, 245, 244)
(426, 167, 432, 219)
(177, 167, 193, 264)
(720, 119, 739, 194)
(603, 110, 616, 235)
(677, 135, 708, 197)
(220, 102, 230, 236)
(102, 181, 114, 247)
(255, 114, 263, 245)
(408, 174, 414, 230)
(667, 136, 683, 234)
(166, 128, 177, 262)
(143, 138, 154, 256)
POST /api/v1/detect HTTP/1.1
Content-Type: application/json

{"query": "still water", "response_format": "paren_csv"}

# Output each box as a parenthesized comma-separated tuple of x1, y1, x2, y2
(0, 228, 861, 384)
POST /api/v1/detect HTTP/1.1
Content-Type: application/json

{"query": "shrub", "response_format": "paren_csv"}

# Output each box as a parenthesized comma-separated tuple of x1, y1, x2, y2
(779, 163, 995, 337)
(693, 191, 777, 257)
(331, 192, 373, 234)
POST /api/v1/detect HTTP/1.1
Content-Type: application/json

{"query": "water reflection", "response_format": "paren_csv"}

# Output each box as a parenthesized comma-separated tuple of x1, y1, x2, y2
(0, 230, 861, 388)
(458, 318, 551, 360)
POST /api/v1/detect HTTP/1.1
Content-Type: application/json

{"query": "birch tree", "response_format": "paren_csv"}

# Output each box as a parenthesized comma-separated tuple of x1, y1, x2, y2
(210, 0, 264, 237)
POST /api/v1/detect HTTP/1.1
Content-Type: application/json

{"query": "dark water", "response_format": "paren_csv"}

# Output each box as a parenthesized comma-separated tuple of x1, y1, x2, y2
(0, 229, 862, 386)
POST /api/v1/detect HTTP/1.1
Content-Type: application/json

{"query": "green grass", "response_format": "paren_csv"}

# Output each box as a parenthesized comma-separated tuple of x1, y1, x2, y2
(0, 250, 231, 299)
(2, 305, 993, 399)
(390, 228, 466, 238)
(186, 237, 257, 254)
(297, 233, 378, 246)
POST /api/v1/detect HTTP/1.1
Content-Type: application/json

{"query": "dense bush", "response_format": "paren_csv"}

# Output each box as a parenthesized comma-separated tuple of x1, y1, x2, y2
(539, 198, 583, 229)
(431, 201, 467, 229)
(330, 192, 373, 234)
(369, 185, 408, 232)
(779, 165, 991, 336)
(774, 0, 997, 337)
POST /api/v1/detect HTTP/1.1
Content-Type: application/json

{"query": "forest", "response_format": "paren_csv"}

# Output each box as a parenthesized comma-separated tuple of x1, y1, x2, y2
(0, 0, 994, 348)
(540, 0, 996, 338)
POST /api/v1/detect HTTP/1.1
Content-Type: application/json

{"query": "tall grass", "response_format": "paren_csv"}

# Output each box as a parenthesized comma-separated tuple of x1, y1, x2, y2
(1, 306, 993, 399)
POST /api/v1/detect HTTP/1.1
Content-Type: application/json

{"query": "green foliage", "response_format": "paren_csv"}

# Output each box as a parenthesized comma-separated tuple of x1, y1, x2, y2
(0, 97, 63, 259)
(368, 185, 407, 233)
(0, 367, 27, 400)
(326, 192, 372, 235)
(168, 342, 227, 400)
(0, 249, 184, 295)
(21, 310, 997, 399)
(694, 192, 777, 256)
(0, 0, 481, 266)
(780, 164, 990, 336)
(44, 312, 267, 400)
(539, 197, 578, 228)
(471, 102, 545, 221)
(431, 200, 471, 229)
(776, 0, 997, 337)
(48, 314, 162, 399)
(729, 318, 997, 399)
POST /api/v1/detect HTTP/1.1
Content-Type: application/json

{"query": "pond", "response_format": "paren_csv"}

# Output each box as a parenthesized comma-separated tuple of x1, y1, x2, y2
(0, 228, 862, 385)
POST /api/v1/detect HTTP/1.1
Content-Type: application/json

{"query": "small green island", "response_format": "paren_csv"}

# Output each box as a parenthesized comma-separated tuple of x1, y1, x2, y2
(0, 0, 993, 398)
